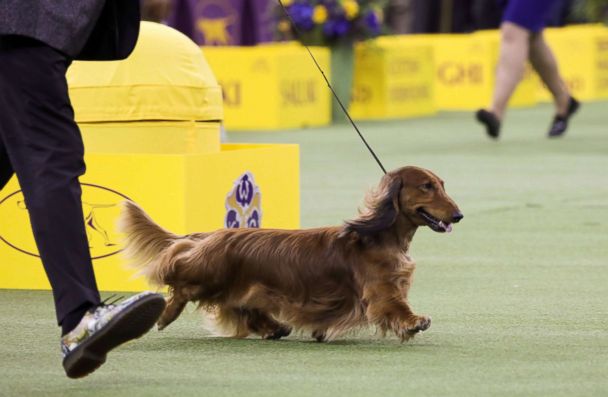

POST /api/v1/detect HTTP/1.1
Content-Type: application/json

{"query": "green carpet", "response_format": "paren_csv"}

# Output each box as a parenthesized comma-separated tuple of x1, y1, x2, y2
(1, 102, 607, 396)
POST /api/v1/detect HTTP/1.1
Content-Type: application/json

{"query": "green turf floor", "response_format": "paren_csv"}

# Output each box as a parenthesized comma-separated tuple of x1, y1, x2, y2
(1, 102, 607, 396)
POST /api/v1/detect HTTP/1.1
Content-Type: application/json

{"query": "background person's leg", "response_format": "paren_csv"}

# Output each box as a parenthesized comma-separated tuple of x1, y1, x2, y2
(529, 32, 570, 116)
(489, 22, 530, 120)
(0, 38, 100, 332)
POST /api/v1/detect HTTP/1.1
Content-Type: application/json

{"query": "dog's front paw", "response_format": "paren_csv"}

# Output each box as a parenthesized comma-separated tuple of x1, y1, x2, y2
(411, 315, 431, 332)
(397, 315, 431, 342)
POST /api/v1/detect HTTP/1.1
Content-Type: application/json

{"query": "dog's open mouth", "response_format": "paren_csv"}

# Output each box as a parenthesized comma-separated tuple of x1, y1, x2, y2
(416, 208, 452, 233)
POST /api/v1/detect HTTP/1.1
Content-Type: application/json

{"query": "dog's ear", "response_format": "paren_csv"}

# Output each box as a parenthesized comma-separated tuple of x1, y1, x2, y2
(343, 172, 402, 237)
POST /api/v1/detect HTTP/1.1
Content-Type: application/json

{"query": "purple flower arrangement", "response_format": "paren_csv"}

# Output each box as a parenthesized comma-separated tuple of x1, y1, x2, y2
(277, 0, 387, 46)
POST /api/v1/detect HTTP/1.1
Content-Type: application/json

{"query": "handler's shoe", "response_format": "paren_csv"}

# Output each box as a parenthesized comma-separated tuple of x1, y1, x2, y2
(61, 291, 166, 379)
(476, 109, 501, 139)
(548, 96, 580, 138)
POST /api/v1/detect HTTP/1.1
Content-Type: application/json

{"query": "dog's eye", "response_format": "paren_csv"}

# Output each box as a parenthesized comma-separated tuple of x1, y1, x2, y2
(420, 182, 434, 192)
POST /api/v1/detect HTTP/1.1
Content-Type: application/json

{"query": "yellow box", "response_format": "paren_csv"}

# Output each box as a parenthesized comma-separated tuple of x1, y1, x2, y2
(81, 121, 221, 154)
(0, 143, 300, 292)
(203, 43, 331, 130)
(538, 25, 608, 102)
(0, 22, 301, 293)
(349, 36, 436, 120)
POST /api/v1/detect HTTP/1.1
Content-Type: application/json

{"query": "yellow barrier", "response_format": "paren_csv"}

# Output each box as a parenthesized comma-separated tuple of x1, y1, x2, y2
(539, 25, 608, 101)
(203, 43, 331, 130)
(425, 34, 493, 110)
(200, 26, 606, 122)
(350, 36, 436, 120)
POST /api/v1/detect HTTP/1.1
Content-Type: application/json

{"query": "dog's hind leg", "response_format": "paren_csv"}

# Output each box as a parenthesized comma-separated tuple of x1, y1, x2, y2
(232, 284, 291, 339)
(243, 309, 292, 340)
(211, 306, 290, 339)
(212, 306, 251, 338)
(157, 286, 200, 330)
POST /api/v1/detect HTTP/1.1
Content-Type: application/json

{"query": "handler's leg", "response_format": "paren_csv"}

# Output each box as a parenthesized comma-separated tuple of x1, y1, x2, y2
(0, 136, 14, 190)
(0, 51, 14, 191)
(0, 37, 100, 332)
(1, 36, 166, 380)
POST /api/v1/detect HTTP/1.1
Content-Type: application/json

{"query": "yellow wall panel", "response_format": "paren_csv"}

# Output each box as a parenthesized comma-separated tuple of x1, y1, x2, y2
(423, 34, 494, 110)
(203, 43, 331, 130)
(350, 37, 436, 120)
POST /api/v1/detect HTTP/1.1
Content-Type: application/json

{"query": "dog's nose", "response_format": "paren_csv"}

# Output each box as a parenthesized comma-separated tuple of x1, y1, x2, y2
(452, 211, 464, 223)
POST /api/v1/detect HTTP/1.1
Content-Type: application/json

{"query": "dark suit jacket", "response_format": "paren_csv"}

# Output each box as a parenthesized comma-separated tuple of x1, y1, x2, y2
(0, 0, 140, 60)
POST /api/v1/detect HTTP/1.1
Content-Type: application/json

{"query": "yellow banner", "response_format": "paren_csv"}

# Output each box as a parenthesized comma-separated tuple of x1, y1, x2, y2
(350, 36, 436, 119)
(203, 43, 331, 130)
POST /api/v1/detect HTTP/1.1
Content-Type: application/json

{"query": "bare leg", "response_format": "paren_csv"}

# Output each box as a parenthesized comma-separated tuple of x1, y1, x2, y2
(489, 22, 531, 120)
(529, 32, 570, 116)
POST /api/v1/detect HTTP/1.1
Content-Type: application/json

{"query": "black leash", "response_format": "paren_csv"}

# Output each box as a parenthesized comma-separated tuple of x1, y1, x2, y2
(276, 0, 387, 175)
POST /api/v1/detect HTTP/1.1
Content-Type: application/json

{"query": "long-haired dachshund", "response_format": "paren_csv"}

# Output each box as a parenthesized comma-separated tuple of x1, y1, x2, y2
(120, 166, 462, 342)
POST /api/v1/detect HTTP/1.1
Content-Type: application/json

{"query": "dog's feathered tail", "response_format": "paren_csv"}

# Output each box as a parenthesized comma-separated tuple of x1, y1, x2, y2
(118, 200, 183, 286)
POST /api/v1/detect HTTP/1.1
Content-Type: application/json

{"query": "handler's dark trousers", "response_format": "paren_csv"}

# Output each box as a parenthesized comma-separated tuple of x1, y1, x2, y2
(0, 36, 101, 326)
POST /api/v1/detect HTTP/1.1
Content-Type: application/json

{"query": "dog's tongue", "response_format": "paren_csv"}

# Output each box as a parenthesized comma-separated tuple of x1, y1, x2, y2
(439, 221, 453, 233)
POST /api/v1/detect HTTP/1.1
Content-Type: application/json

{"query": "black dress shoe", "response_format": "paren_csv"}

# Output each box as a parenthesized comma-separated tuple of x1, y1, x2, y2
(548, 96, 580, 138)
(476, 109, 501, 139)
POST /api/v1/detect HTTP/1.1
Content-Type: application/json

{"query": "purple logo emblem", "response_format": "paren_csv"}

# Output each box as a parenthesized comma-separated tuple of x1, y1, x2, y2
(225, 172, 261, 228)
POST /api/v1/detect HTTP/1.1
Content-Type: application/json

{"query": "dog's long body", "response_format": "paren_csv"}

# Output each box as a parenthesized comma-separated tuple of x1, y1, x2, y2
(120, 166, 462, 342)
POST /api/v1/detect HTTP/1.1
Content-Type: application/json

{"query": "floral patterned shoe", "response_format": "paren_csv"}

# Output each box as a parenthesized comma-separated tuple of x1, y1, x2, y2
(61, 291, 166, 379)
